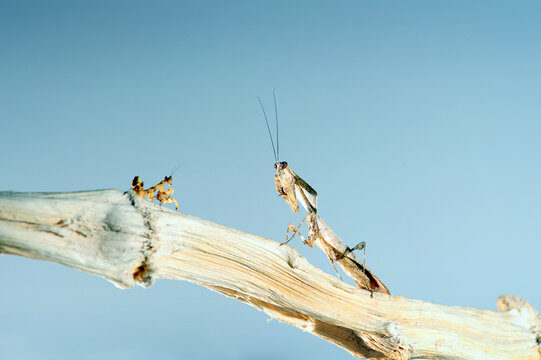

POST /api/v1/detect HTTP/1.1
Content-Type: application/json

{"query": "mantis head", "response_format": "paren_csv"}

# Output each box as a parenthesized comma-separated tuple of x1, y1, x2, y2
(132, 176, 143, 188)
(274, 161, 288, 173)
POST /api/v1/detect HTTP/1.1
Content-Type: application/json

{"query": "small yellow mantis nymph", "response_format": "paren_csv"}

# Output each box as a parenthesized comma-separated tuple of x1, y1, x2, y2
(131, 168, 180, 210)
(258, 92, 390, 294)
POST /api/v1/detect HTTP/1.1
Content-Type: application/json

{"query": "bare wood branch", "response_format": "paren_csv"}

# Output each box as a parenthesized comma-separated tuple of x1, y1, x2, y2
(0, 190, 539, 360)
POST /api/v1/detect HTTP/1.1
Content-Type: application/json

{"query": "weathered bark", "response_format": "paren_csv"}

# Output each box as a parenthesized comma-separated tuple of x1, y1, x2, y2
(0, 190, 539, 360)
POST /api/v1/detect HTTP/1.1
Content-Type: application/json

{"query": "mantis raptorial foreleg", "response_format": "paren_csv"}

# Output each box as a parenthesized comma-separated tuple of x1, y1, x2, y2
(155, 187, 178, 210)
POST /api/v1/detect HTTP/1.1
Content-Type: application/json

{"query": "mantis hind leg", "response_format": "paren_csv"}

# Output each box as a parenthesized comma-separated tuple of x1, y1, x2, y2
(336, 241, 366, 260)
(336, 241, 366, 261)
(336, 241, 367, 276)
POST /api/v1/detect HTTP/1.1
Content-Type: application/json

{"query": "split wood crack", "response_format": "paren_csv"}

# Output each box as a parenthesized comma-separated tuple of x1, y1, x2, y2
(126, 189, 159, 287)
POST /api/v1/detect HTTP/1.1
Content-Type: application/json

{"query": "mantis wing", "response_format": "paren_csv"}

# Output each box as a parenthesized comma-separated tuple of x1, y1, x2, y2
(291, 171, 318, 214)
(317, 217, 390, 294)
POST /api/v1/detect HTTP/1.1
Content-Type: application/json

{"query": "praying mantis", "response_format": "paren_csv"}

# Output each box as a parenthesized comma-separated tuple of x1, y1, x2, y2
(258, 92, 390, 294)
(131, 166, 181, 210)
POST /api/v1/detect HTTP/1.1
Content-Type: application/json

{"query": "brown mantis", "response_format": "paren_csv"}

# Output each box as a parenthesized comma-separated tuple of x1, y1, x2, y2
(258, 91, 390, 294)
(131, 166, 181, 210)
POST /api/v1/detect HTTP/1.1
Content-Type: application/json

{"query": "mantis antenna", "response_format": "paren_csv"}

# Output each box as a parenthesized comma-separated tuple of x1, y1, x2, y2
(258, 96, 278, 163)
(273, 88, 279, 162)
(169, 163, 185, 178)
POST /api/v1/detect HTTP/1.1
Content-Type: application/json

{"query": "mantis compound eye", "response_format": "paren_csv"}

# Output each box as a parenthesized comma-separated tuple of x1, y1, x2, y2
(275, 161, 288, 171)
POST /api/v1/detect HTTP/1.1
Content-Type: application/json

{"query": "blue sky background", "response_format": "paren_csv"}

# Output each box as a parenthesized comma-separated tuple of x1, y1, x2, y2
(1, 1, 540, 359)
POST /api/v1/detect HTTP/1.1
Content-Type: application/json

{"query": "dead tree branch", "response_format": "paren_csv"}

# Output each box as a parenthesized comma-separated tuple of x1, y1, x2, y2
(0, 190, 539, 360)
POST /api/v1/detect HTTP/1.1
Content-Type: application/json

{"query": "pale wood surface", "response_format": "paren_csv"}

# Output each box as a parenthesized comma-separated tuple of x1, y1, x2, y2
(0, 190, 539, 360)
